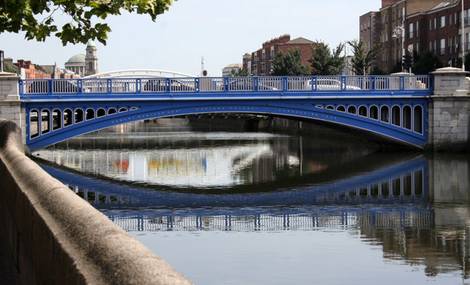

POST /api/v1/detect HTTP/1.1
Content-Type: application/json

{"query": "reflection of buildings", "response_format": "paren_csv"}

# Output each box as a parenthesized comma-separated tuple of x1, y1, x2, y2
(36, 144, 276, 187)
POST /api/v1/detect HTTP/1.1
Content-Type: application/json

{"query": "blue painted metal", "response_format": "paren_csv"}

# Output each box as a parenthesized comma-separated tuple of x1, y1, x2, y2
(19, 76, 433, 150)
(39, 156, 428, 210)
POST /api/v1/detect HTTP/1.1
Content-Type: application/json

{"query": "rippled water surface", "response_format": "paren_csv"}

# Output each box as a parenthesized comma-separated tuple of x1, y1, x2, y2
(35, 120, 470, 285)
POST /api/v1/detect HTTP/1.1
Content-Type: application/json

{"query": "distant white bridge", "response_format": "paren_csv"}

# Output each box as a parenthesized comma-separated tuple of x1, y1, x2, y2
(83, 69, 194, 79)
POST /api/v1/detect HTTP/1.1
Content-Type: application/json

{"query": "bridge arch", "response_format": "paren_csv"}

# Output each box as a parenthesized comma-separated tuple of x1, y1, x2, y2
(63, 109, 73, 127)
(369, 105, 379, 120)
(75, 109, 84, 123)
(24, 98, 428, 151)
(358, 105, 367, 117)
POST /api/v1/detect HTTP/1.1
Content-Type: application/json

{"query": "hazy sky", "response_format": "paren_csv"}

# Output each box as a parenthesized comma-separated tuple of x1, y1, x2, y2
(0, 0, 380, 76)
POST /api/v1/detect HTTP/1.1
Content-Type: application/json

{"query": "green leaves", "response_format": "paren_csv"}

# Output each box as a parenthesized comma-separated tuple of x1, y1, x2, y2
(0, 0, 174, 45)
(310, 42, 345, 75)
(348, 40, 379, 75)
(271, 49, 310, 76)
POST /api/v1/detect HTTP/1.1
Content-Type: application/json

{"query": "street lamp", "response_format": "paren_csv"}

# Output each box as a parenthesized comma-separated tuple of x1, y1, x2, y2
(392, 7, 407, 73)
(392, 26, 405, 72)
(0, 50, 4, 73)
(462, 0, 466, 71)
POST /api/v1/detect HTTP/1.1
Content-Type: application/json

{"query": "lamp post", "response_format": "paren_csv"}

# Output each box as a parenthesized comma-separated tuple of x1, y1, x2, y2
(462, 0, 466, 71)
(0, 50, 4, 73)
(393, 26, 405, 72)
(393, 6, 407, 72)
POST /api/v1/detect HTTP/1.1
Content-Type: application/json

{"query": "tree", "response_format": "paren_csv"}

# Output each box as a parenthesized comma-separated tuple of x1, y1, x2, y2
(456, 54, 470, 72)
(412, 52, 442, 74)
(310, 42, 345, 75)
(402, 50, 414, 72)
(231, 68, 249, 77)
(348, 40, 379, 75)
(271, 49, 310, 76)
(0, 0, 173, 45)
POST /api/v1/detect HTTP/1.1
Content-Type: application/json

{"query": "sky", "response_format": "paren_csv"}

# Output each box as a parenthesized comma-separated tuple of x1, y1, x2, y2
(0, 0, 380, 76)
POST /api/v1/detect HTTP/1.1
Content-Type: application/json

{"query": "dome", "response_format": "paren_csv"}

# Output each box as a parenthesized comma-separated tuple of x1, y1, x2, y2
(66, 54, 85, 64)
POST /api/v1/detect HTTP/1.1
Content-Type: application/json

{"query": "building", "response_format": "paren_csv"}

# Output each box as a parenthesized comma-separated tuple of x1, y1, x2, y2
(65, 41, 98, 77)
(243, 35, 317, 76)
(342, 56, 355, 75)
(65, 54, 86, 77)
(242, 53, 252, 75)
(85, 41, 98, 76)
(15, 60, 51, 79)
(405, 1, 466, 68)
(222, 64, 242, 77)
(360, 0, 450, 73)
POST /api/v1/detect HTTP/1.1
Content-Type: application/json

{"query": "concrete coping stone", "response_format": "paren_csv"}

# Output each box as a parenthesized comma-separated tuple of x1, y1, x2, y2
(0, 120, 192, 285)
(0, 72, 19, 78)
(431, 67, 469, 76)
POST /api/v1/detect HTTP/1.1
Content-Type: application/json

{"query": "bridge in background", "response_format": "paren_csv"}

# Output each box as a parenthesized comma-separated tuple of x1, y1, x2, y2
(19, 74, 432, 150)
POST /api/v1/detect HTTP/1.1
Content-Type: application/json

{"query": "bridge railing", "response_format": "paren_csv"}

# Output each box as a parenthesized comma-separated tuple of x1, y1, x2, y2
(19, 75, 431, 95)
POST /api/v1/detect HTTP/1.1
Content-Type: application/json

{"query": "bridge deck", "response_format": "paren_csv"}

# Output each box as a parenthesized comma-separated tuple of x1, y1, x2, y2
(19, 75, 432, 98)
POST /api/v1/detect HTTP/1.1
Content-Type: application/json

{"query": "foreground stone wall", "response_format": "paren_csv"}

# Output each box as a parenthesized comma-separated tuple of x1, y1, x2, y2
(0, 120, 191, 285)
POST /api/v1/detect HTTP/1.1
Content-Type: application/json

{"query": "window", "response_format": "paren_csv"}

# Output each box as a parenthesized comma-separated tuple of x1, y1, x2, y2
(440, 38, 446, 55)
(409, 23, 414, 39)
(441, 15, 446, 28)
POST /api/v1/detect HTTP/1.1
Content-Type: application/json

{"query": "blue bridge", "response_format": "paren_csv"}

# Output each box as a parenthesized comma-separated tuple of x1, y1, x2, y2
(19, 75, 432, 150)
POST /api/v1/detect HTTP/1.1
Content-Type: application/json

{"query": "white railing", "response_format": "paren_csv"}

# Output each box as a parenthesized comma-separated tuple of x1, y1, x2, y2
(19, 75, 432, 95)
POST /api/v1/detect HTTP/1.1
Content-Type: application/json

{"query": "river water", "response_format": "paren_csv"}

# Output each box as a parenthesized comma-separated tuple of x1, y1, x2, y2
(34, 119, 470, 285)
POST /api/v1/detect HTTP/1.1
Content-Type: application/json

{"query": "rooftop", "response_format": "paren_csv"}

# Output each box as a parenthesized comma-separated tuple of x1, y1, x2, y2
(66, 54, 85, 65)
(286, 37, 315, 45)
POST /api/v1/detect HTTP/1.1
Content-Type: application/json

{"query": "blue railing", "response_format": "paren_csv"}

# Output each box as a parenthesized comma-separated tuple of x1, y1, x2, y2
(19, 75, 431, 96)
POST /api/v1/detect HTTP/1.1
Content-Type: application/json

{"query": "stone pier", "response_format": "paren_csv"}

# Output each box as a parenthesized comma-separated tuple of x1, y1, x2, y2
(428, 67, 470, 151)
(0, 72, 24, 139)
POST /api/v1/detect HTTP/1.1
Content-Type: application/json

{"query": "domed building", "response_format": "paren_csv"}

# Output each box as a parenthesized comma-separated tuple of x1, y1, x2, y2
(64, 54, 86, 76)
(64, 41, 98, 77)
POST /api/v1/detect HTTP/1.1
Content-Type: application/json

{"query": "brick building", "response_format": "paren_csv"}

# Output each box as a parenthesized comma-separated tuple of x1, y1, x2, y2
(360, 0, 451, 73)
(243, 35, 317, 75)
(15, 60, 52, 79)
(404, 1, 470, 67)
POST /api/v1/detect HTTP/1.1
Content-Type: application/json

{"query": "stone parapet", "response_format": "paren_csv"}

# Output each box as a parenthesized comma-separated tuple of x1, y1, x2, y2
(431, 67, 470, 97)
(0, 72, 19, 101)
(0, 120, 191, 284)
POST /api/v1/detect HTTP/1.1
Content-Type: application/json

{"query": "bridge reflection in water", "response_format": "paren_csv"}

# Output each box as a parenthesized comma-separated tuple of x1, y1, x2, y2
(40, 155, 470, 280)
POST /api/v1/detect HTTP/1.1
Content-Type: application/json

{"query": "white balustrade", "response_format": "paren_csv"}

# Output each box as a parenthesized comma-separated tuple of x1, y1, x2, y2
(19, 75, 431, 95)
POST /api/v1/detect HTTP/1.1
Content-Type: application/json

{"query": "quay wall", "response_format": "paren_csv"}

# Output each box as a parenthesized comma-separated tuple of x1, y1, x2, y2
(0, 120, 191, 285)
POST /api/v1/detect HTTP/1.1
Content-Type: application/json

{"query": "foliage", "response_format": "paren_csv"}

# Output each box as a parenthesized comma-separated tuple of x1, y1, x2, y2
(412, 52, 443, 74)
(370, 66, 386, 75)
(402, 50, 414, 72)
(348, 40, 379, 75)
(0, 0, 173, 45)
(455, 54, 470, 72)
(271, 49, 310, 76)
(231, 68, 249, 77)
(3, 62, 18, 74)
(310, 42, 345, 75)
